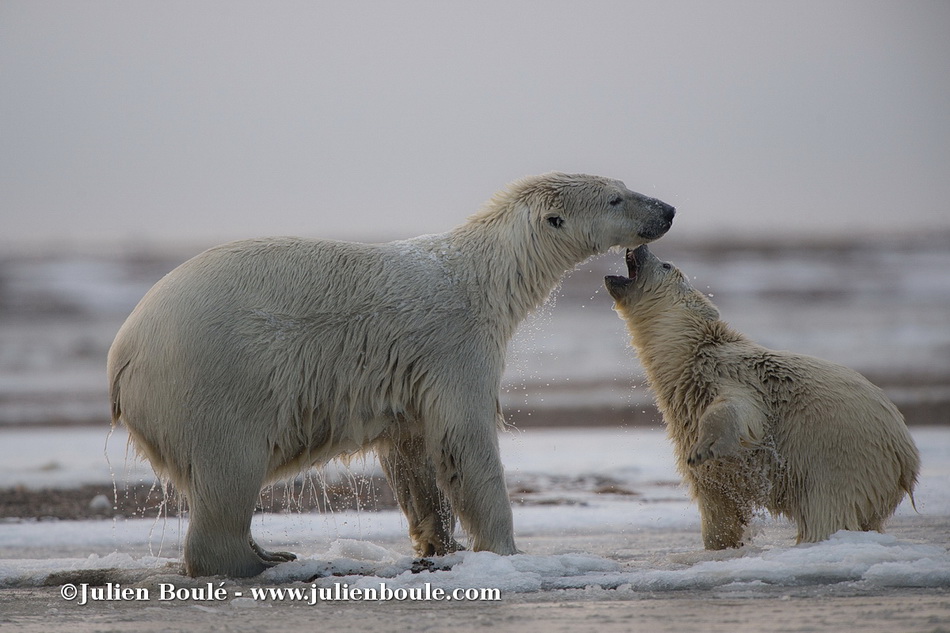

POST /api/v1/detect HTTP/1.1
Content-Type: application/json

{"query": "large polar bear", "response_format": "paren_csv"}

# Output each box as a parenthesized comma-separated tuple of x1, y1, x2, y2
(108, 173, 675, 577)
(605, 246, 919, 549)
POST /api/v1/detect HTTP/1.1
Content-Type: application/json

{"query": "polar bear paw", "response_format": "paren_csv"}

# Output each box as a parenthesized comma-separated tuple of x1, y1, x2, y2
(687, 443, 712, 466)
(687, 437, 736, 466)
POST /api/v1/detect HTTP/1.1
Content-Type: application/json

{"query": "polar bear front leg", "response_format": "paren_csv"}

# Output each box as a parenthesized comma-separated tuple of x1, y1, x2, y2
(429, 395, 518, 555)
(377, 428, 464, 557)
(695, 482, 748, 549)
(688, 389, 767, 466)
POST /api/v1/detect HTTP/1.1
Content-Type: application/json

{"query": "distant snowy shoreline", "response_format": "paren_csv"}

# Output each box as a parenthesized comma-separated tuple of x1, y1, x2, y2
(2, 234, 949, 428)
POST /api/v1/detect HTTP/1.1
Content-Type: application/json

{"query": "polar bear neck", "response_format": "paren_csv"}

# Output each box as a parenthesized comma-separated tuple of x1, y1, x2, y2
(623, 301, 745, 410)
(632, 310, 710, 373)
(448, 216, 596, 331)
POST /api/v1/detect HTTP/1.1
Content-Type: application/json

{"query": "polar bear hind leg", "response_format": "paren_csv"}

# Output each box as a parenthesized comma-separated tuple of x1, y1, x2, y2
(791, 481, 864, 544)
(181, 448, 293, 577)
(250, 539, 297, 564)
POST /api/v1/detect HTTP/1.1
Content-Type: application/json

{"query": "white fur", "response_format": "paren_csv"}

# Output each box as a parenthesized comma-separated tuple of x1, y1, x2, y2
(606, 247, 919, 549)
(108, 173, 674, 576)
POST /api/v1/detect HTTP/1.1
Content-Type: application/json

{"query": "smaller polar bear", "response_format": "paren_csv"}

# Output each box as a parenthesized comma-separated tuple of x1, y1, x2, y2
(605, 246, 919, 549)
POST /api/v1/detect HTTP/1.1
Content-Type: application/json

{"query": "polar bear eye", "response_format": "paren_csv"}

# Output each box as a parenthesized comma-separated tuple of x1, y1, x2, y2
(547, 216, 565, 229)
(661, 263, 672, 270)
(609, 196, 623, 206)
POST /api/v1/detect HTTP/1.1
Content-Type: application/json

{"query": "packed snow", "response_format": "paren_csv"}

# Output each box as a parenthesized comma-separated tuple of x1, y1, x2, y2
(1, 427, 947, 598)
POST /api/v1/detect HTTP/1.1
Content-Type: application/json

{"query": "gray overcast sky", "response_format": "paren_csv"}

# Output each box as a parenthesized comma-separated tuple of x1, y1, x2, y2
(2, 1, 949, 247)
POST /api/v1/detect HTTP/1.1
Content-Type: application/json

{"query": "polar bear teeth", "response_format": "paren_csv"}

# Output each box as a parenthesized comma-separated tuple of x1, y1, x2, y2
(625, 248, 641, 280)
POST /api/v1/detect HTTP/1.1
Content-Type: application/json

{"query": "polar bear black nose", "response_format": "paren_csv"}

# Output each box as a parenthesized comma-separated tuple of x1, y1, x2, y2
(655, 201, 676, 223)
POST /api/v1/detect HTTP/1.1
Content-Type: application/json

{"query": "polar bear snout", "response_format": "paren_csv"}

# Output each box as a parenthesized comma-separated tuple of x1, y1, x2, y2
(652, 199, 676, 223)
(636, 198, 675, 240)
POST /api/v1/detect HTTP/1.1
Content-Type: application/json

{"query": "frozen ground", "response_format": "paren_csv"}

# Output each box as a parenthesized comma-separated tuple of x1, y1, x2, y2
(0, 427, 948, 631)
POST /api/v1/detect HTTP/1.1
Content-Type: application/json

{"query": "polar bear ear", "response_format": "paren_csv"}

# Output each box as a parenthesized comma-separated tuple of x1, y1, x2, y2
(546, 215, 565, 229)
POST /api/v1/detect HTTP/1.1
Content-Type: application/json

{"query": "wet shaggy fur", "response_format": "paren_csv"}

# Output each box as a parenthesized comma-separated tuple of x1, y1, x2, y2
(606, 246, 919, 549)
(108, 173, 675, 577)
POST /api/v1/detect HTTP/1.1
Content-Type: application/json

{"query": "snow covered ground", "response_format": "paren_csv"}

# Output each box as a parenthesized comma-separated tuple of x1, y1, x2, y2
(1, 426, 947, 600)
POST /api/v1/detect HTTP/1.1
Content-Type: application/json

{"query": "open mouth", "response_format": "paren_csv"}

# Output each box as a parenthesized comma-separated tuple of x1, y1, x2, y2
(625, 245, 648, 280)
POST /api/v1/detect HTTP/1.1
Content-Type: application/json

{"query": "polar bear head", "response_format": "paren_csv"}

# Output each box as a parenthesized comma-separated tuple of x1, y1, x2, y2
(604, 245, 719, 322)
(525, 173, 675, 252)
(473, 173, 675, 257)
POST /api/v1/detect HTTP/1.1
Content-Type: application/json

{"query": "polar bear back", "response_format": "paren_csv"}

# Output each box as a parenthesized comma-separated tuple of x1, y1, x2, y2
(737, 347, 918, 520)
(109, 235, 492, 483)
(716, 343, 915, 473)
